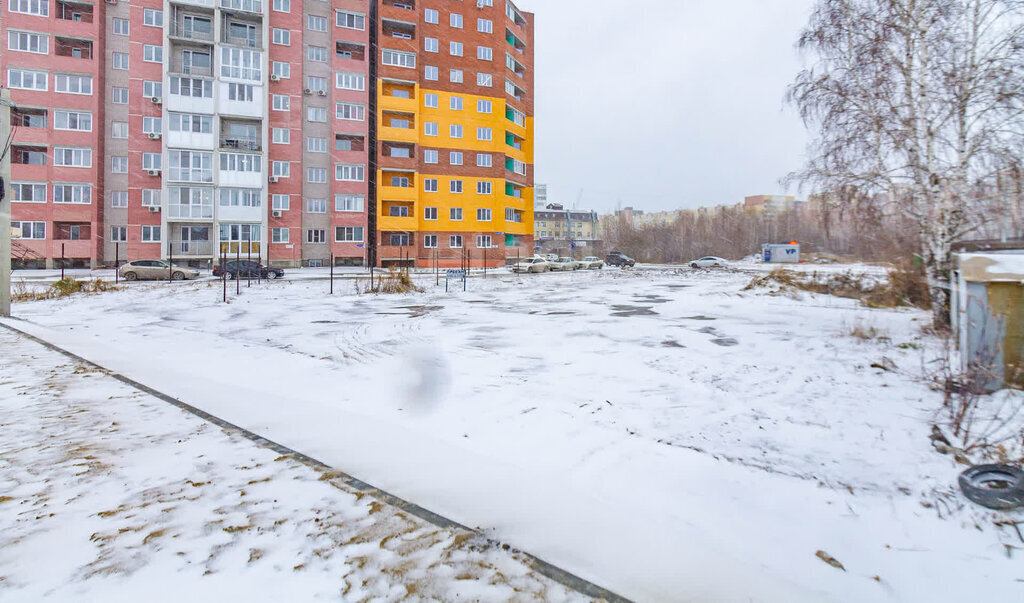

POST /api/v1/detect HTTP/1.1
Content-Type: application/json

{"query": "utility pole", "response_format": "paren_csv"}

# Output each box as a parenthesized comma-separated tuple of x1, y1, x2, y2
(1, 88, 12, 317)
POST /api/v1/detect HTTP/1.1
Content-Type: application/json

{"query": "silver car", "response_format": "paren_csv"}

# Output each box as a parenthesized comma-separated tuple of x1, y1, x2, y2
(580, 256, 604, 269)
(119, 260, 201, 281)
(689, 256, 728, 269)
(511, 257, 550, 273)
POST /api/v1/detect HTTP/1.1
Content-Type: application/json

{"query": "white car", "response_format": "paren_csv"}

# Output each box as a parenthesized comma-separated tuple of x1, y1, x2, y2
(119, 260, 201, 281)
(550, 257, 578, 271)
(580, 256, 604, 269)
(511, 257, 550, 273)
(690, 256, 728, 269)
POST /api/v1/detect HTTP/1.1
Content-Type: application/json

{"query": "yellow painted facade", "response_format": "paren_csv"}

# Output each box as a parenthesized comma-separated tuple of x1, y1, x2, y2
(376, 82, 534, 240)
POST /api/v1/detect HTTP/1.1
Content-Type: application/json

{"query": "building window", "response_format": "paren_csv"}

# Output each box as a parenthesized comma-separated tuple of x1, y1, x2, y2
(450, 208, 463, 221)
(272, 128, 290, 144)
(335, 102, 365, 121)
(110, 226, 127, 242)
(451, 180, 463, 194)
(450, 124, 463, 139)
(169, 113, 212, 133)
(478, 46, 493, 61)
(113, 52, 129, 69)
(306, 198, 327, 213)
(142, 117, 161, 134)
(382, 49, 415, 68)
(478, 181, 493, 195)
(477, 127, 492, 141)
(307, 229, 326, 244)
(227, 83, 253, 101)
(141, 225, 161, 242)
(113, 18, 129, 35)
(450, 13, 463, 28)
(425, 37, 438, 53)
(450, 69, 463, 83)
(272, 194, 290, 210)
(54, 110, 92, 132)
(143, 44, 163, 63)
(424, 207, 438, 221)
(450, 41, 463, 57)
(221, 47, 262, 81)
(476, 235, 492, 249)
(307, 137, 327, 152)
(218, 188, 260, 207)
(168, 150, 214, 182)
(54, 147, 92, 167)
(7, 68, 47, 91)
(7, 30, 48, 54)
(389, 233, 410, 246)
(111, 121, 128, 138)
(425, 66, 438, 81)
(219, 153, 262, 173)
(142, 189, 161, 207)
(306, 168, 327, 183)
(272, 28, 290, 45)
(144, 8, 163, 27)
(142, 153, 162, 171)
(272, 228, 289, 243)
(272, 94, 290, 111)
(109, 190, 128, 208)
(9, 0, 48, 17)
(450, 151, 463, 165)
(424, 178, 438, 192)
(477, 208, 492, 221)
(11, 182, 45, 203)
(424, 150, 438, 164)
(307, 15, 327, 31)
(425, 8, 440, 23)
(424, 121, 438, 136)
(53, 183, 91, 204)
(335, 71, 365, 90)
(336, 10, 365, 30)
(272, 0, 290, 12)
(335, 195, 364, 212)
(272, 161, 290, 178)
(143, 80, 162, 99)
(272, 61, 291, 79)
(55, 73, 92, 94)
(424, 93, 439, 108)
(307, 107, 327, 122)
(477, 73, 493, 87)
(170, 76, 212, 98)
(449, 235, 463, 248)
(450, 95, 463, 110)
(424, 235, 438, 248)
(12, 221, 46, 239)
(335, 164, 365, 182)
(335, 226, 364, 242)
(477, 153, 492, 168)
(307, 45, 327, 62)
(478, 18, 493, 33)
(112, 87, 129, 104)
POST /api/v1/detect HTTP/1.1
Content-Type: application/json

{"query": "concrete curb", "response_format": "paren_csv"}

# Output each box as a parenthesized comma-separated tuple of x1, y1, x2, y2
(0, 320, 632, 603)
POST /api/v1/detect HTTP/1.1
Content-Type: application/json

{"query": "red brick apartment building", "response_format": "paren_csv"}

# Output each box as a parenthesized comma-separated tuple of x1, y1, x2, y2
(2, 0, 533, 269)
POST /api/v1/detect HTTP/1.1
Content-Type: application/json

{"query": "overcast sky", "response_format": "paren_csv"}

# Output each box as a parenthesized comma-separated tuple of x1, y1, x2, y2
(512, 0, 817, 213)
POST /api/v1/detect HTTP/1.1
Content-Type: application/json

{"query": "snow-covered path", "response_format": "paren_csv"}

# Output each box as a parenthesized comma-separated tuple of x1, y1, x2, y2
(3, 267, 1021, 601)
(0, 328, 587, 601)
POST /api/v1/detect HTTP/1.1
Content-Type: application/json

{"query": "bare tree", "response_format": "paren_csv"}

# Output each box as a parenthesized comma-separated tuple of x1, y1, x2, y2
(787, 0, 1024, 326)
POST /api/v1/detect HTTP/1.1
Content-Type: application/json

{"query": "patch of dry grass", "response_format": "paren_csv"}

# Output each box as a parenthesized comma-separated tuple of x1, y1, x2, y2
(360, 268, 423, 295)
(744, 262, 930, 310)
(13, 278, 118, 302)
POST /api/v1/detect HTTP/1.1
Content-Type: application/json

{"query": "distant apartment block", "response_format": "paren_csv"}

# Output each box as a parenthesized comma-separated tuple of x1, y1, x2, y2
(534, 203, 599, 246)
(3, 0, 534, 269)
(743, 195, 805, 215)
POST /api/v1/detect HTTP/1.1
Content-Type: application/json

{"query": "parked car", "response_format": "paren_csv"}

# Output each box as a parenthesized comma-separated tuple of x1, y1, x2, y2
(580, 256, 604, 270)
(605, 251, 636, 267)
(542, 253, 559, 262)
(689, 256, 728, 268)
(551, 257, 580, 271)
(119, 260, 200, 281)
(213, 260, 285, 280)
(510, 256, 550, 273)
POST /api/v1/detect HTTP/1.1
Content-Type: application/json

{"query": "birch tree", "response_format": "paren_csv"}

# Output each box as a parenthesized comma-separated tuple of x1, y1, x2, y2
(788, 0, 1024, 326)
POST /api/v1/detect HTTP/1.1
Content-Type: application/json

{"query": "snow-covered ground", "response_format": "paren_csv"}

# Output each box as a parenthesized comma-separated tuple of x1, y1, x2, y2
(0, 329, 585, 601)
(3, 266, 1022, 601)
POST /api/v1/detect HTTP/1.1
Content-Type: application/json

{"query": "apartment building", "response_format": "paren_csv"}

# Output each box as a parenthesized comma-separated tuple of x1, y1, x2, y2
(3, 0, 533, 269)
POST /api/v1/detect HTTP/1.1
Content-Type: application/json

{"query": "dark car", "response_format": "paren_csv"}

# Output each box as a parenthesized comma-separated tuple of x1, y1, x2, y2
(605, 251, 636, 267)
(213, 260, 285, 280)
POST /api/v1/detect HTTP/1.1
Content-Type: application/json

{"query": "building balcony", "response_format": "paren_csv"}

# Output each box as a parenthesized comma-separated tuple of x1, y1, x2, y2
(171, 0, 216, 7)
(49, 239, 93, 259)
(379, 125, 417, 144)
(169, 21, 215, 43)
(378, 214, 417, 232)
(377, 244, 414, 261)
(219, 137, 262, 152)
(379, 184, 417, 202)
(167, 203, 214, 220)
(167, 130, 216, 150)
(379, 93, 418, 114)
(168, 240, 214, 256)
(219, 0, 262, 14)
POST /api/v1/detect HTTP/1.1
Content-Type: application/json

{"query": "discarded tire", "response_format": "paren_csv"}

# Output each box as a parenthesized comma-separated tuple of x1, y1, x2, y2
(958, 464, 1024, 510)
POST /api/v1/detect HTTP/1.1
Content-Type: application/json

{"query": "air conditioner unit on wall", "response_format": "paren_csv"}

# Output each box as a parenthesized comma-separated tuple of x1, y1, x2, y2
(272, 210, 282, 218)
(303, 88, 313, 95)
(151, 97, 162, 105)
(148, 132, 160, 140)
(317, 89, 326, 96)
(268, 176, 279, 183)
(147, 169, 161, 176)
(148, 206, 160, 213)
(270, 74, 280, 82)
